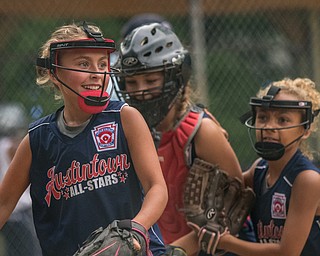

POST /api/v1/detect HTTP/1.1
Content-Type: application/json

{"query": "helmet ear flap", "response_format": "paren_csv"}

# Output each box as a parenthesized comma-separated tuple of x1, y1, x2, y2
(181, 51, 192, 85)
(117, 76, 126, 91)
(307, 109, 320, 129)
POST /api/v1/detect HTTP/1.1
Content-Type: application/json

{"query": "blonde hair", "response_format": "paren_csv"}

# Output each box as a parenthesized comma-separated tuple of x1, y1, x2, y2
(36, 22, 103, 88)
(257, 77, 320, 159)
(174, 81, 198, 120)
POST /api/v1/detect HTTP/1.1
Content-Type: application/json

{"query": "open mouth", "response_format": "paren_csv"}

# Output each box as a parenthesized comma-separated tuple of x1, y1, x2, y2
(83, 85, 102, 90)
(262, 137, 279, 143)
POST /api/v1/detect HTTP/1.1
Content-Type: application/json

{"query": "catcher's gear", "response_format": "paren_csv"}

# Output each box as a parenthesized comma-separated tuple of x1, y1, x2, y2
(184, 158, 255, 255)
(115, 23, 191, 129)
(163, 245, 187, 256)
(73, 219, 150, 256)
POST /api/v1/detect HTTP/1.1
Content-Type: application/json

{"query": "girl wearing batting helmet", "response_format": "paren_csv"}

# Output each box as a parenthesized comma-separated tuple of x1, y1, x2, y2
(218, 78, 320, 256)
(0, 21, 168, 256)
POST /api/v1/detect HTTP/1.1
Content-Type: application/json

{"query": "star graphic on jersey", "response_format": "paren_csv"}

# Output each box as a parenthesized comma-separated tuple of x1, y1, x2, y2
(63, 188, 70, 200)
(120, 175, 127, 183)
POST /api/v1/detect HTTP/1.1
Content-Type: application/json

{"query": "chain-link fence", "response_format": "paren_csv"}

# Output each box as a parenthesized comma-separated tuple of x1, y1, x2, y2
(0, 1, 319, 255)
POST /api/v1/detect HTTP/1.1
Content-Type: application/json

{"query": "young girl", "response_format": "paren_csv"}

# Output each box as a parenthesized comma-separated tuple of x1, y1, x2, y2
(116, 23, 253, 256)
(0, 22, 168, 256)
(218, 78, 320, 256)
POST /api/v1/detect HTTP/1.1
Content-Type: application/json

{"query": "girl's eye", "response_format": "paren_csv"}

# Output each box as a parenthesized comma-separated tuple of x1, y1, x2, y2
(278, 117, 289, 124)
(146, 79, 159, 85)
(125, 80, 136, 87)
(257, 114, 267, 122)
(79, 62, 89, 68)
(98, 62, 108, 70)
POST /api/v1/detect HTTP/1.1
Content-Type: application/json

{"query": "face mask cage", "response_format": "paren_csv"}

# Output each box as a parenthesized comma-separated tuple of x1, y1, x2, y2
(240, 84, 319, 160)
(115, 65, 184, 128)
(246, 98, 313, 129)
(248, 102, 311, 160)
(36, 22, 119, 109)
(37, 39, 118, 104)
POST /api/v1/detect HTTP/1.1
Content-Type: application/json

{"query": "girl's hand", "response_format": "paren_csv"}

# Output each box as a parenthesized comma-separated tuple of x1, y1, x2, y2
(217, 231, 232, 250)
(133, 238, 141, 251)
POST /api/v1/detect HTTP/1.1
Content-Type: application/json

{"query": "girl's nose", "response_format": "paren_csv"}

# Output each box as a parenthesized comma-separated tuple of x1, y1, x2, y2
(263, 119, 277, 130)
(90, 66, 104, 79)
(134, 81, 149, 91)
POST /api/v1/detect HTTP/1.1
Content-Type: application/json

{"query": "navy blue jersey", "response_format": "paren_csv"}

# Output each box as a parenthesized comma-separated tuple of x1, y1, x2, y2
(251, 150, 320, 255)
(28, 101, 165, 256)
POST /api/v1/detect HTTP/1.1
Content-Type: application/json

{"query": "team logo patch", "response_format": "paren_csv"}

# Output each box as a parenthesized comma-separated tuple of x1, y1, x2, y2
(92, 122, 118, 152)
(271, 192, 286, 219)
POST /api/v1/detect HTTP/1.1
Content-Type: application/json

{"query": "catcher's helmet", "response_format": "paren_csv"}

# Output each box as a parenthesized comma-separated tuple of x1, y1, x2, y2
(115, 23, 191, 128)
(242, 85, 317, 160)
(120, 13, 173, 38)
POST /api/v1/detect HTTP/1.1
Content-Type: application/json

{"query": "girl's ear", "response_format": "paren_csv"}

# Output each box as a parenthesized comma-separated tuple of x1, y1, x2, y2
(49, 73, 62, 91)
(302, 128, 312, 140)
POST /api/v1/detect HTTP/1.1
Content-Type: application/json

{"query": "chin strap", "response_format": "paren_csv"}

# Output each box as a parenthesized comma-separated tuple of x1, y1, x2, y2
(254, 131, 306, 161)
(78, 91, 110, 114)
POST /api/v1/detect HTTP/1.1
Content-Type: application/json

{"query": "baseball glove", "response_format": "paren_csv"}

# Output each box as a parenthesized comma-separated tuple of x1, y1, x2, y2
(73, 219, 151, 256)
(183, 158, 255, 255)
(163, 245, 187, 256)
